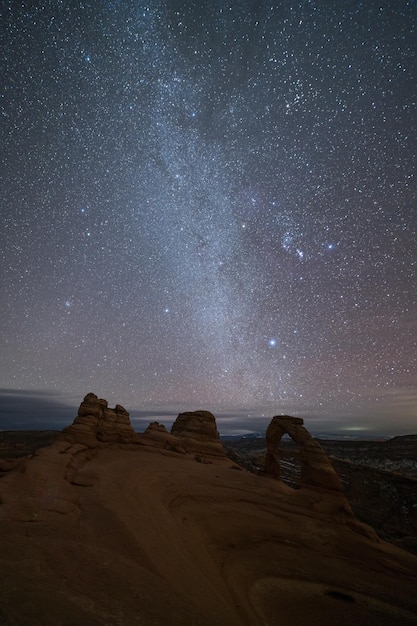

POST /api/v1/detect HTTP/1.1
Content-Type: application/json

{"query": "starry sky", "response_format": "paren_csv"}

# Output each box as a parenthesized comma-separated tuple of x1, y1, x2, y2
(1, 1, 416, 435)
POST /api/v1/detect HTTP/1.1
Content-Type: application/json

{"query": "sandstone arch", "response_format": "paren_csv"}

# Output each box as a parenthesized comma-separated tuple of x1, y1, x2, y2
(264, 416, 343, 492)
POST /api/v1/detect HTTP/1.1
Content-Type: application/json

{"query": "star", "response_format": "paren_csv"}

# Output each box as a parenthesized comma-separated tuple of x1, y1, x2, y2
(0, 0, 415, 435)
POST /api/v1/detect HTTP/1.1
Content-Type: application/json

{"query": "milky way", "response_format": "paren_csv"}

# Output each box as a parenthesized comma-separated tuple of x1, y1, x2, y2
(2, 1, 416, 433)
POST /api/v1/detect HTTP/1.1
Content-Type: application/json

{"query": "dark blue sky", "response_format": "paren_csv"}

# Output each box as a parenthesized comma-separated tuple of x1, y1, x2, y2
(1, 1, 416, 434)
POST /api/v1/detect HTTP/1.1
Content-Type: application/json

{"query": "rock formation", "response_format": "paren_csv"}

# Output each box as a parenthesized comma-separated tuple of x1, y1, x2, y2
(264, 415, 344, 492)
(171, 410, 226, 457)
(1, 396, 417, 625)
(56, 397, 226, 460)
(142, 421, 186, 453)
(58, 392, 137, 447)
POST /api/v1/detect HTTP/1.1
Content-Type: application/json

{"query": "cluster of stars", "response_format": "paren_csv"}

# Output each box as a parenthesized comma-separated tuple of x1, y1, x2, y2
(1, 0, 416, 433)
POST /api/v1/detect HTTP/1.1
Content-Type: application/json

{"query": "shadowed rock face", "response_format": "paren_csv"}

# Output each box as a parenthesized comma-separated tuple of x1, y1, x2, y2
(141, 421, 187, 453)
(146, 422, 169, 434)
(265, 415, 344, 492)
(59, 392, 137, 447)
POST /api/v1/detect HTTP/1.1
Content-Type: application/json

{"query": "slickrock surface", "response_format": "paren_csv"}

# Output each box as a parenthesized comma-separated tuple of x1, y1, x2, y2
(1, 396, 417, 625)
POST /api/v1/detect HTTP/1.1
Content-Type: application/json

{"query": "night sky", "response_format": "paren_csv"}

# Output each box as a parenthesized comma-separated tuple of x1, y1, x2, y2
(2, 1, 416, 435)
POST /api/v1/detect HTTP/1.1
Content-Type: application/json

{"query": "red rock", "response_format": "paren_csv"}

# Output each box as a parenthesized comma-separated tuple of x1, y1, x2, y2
(265, 415, 344, 492)
(59, 392, 137, 447)
(1, 398, 416, 624)
(171, 410, 226, 457)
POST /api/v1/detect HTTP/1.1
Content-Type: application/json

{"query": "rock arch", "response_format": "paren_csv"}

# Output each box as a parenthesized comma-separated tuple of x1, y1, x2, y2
(264, 416, 343, 492)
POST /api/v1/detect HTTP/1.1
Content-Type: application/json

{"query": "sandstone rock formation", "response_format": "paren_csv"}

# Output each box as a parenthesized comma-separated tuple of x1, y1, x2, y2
(1, 397, 417, 625)
(171, 410, 226, 457)
(59, 392, 137, 447)
(57, 398, 226, 460)
(265, 415, 344, 492)
(142, 421, 186, 453)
